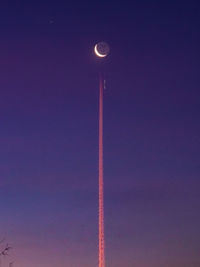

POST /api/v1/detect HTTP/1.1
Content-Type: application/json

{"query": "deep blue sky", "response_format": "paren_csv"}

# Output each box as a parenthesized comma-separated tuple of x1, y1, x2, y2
(0, 1, 200, 266)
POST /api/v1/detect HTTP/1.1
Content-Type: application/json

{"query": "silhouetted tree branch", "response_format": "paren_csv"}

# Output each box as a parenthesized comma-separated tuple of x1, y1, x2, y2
(0, 239, 13, 267)
(0, 244, 12, 257)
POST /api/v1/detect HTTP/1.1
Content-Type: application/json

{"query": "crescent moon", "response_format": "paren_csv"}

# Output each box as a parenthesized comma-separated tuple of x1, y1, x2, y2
(94, 44, 107, 58)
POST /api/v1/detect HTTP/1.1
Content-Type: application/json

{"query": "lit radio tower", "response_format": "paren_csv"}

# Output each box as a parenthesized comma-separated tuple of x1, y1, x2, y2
(94, 42, 110, 267)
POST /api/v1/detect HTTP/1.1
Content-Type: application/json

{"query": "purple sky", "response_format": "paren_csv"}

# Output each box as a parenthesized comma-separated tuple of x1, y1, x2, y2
(0, 1, 200, 266)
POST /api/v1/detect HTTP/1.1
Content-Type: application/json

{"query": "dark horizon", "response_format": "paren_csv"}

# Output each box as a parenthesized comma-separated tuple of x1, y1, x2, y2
(0, 1, 200, 266)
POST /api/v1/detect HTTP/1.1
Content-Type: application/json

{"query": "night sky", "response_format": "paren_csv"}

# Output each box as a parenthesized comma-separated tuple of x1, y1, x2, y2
(0, 1, 200, 266)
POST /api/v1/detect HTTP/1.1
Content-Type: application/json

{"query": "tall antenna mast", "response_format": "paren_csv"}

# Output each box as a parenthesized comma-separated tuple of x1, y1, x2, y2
(99, 72, 105, 267)
(94, 41, 110, 267)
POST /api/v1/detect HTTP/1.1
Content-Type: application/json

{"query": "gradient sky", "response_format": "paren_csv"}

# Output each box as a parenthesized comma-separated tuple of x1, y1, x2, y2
(0, 1, 200, 266)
